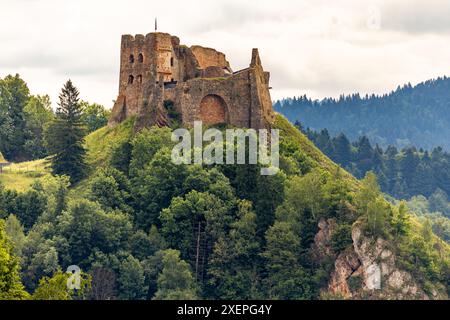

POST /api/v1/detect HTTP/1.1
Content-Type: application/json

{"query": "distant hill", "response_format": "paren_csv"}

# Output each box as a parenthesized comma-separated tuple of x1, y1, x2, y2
(274, 76, 450, 150)
(302, 126, 450, 201)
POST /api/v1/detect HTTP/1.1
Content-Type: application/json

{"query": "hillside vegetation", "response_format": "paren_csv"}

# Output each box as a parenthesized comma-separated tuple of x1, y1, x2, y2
(303, 126, 450, 200)
(0, 114, 448, 300)
(298, 125, 450, 246)
(0, 159, 50, 192)
(0, 74, 110, 163)
(85, 116, 135, 169)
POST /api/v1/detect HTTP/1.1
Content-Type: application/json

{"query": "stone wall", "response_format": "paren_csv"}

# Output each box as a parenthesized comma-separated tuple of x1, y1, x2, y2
(191, 46, 230, 71)
(110, 32, 274, 131)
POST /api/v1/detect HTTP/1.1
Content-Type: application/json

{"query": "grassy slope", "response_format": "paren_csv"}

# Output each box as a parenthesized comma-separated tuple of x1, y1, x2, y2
(1, 113, 448, 266)
(69, 113, 352, 199)
(0, 159, 51, 192)
(81, 113, 357, 181)
(0, 114, 368, 194)
(85, 117, 135, 169)
(70, 117, 136, 196)
(275, 114, 450, 254)
(274, 114, 359, 188)
(0, 118, 135, 193)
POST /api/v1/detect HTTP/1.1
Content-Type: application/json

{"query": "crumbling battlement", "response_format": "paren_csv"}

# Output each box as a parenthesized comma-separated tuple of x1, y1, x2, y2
(109, 32, 274, 130)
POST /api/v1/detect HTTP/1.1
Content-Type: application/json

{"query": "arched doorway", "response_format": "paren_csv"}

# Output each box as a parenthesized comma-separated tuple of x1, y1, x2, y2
(199, 94, 228, 125)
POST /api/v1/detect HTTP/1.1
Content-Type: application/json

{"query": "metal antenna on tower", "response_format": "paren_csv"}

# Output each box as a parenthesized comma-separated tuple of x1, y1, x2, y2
(155, 18, 158, 32)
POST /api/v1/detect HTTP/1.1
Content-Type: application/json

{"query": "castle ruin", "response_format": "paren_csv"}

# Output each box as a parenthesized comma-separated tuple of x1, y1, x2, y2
(109, 32, 274, 130)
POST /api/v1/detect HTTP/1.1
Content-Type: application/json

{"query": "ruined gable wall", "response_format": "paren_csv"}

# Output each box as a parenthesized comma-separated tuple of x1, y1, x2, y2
(248, 49, 274, 129)
(190, 46, 231, 71)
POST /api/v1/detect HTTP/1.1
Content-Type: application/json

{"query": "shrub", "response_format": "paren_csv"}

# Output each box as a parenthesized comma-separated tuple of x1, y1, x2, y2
(331, 224, 353, 253)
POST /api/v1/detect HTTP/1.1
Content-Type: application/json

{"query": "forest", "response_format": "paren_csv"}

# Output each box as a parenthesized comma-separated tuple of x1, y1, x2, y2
(0, 75, 449, 300)
(0, 74, 110, 163)
(301, 125, 450, 200)
(274, 77, 450, 150)
(300, 124, 450, 243)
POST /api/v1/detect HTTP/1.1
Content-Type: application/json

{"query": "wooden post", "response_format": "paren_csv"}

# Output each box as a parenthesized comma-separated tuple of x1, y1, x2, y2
(195, 222, 201, 282)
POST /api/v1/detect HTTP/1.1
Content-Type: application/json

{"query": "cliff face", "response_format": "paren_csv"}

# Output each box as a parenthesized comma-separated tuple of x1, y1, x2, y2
(314, 219, 447, 300)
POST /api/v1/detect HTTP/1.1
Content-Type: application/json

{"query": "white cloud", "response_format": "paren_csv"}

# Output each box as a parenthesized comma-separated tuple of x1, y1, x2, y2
(0, 0, 449, 107)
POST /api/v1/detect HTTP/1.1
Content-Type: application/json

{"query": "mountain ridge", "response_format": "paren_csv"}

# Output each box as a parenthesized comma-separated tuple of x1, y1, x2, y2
(275, 76, 450, 150)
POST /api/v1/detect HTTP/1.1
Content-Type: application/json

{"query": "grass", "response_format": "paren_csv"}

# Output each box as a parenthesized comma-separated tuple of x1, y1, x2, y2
(1, 114, 353, 193)
(274, 113, 359, 188)
(0, 158, 51, 192)
(0, 118, 135, 194)
(85, 117, 135, 169)
(0, 152, 6, 163)
(70, 117, 136, 196)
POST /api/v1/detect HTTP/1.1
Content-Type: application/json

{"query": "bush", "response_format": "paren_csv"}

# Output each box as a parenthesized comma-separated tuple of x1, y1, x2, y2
(331, 224, 353, 253)
(348, 275, 363, 292)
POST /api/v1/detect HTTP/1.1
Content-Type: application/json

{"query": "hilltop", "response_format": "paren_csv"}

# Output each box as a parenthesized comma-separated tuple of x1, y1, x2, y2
(77, 114, 450, 299)
(1, 114, 448, 300)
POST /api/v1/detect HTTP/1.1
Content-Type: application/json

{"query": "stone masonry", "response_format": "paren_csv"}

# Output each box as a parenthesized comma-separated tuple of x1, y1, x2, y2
(108, 32, 274, 130)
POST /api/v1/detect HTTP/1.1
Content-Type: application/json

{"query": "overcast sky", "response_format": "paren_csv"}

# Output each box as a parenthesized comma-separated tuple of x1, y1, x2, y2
(1, 0, 450, 108)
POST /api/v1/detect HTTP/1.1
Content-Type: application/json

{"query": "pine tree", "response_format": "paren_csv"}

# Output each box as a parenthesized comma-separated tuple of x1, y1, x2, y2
(332, 133, 352, 166)
(118, 255, 146, 300)
(262, 221, 313, 300)
(44, 80, 86, 182)
(366, 197, 391, 238)
(356, 136, 374, 173)
(354, 172, 381, 214)
(392, 202, 411, 238)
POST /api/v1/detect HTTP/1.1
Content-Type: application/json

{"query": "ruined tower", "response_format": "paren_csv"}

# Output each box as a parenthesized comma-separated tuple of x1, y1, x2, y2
(109, 32, 274, 130)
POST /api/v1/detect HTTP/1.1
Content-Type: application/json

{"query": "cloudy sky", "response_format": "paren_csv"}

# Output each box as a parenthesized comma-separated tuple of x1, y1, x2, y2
(1, 0, 450, 108)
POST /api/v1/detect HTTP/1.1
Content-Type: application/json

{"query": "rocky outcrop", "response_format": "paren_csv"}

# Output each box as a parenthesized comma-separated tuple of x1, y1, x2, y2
(348, 225, 431, 299)
(328, 248, 361, 297)
(312, 219, 337, 259)
(314, 219, 447, 300)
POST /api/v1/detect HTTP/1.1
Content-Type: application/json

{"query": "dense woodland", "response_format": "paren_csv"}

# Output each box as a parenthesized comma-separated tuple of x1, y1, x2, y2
(299, 125, 450, 244)
(0, 75, 449, 300)
(301, 125, 450, 202)
(275, 77, 450, 150)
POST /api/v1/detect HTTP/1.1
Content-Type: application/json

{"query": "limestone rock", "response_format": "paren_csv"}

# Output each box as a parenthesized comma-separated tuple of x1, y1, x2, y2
(322, 220, 447, 300)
